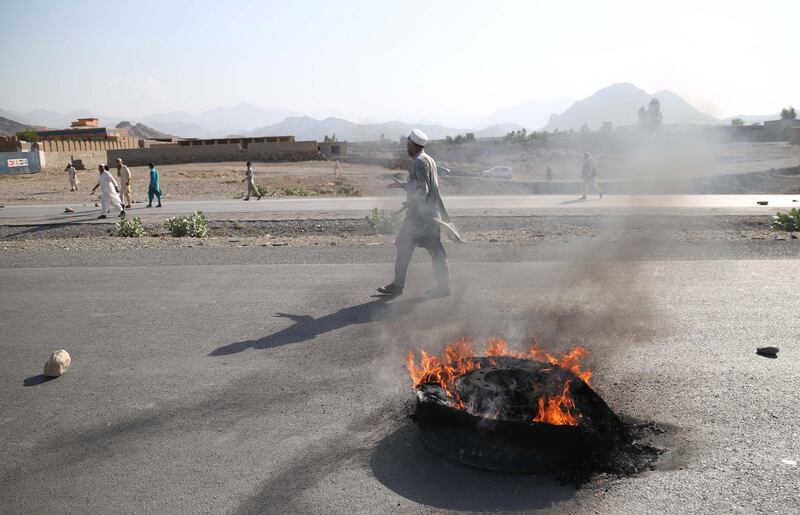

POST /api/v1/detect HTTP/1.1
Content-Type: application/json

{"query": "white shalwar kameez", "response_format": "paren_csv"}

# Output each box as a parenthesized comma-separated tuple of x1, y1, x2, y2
(98, 170, 124, 214)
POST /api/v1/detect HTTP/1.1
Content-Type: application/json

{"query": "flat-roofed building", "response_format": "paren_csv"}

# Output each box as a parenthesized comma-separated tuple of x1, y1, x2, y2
(70, 118, 99, 127)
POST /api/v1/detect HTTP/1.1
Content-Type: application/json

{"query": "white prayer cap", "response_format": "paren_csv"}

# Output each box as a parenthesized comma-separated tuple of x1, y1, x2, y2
(408, 128, 428, 147)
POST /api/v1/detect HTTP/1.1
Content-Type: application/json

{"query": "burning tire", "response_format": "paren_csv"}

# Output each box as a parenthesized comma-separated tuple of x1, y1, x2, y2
(408, 341, 629, 473)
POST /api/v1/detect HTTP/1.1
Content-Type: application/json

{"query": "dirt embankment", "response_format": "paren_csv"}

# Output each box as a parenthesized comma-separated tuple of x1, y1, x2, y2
(1, 215, 794, 252)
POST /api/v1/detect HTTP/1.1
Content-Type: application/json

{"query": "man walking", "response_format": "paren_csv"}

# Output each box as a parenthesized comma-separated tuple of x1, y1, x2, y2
(65, 163, 78, 191)
(115, 158, 133, 208)
(146, 162, 163, 208)
(580, 152, 603, 200)
(242, 161, 261, 201)
(378, 129, 459, 298)
(91, 164, 125, 219)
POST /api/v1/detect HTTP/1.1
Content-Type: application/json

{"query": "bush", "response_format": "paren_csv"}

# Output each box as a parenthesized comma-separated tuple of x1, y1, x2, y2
(334, 179, 360, 197)
(365, 208, 403, 234)
(773, 208, 800, 231)
(281, 185, 314, 196)
(256, 183, 272, 197)
(165, 211, 209, 237)
(115, 216, 145, 237)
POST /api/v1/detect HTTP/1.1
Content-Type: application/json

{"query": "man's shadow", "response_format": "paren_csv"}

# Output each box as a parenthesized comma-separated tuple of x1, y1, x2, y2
(210, 296, 428, 356)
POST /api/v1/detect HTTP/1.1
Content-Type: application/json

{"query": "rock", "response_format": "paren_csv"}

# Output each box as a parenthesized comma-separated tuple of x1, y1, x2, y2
(64, 207, 75, 213)
(94, 202, 99, 207)
(43, 350, 71, 377)
(756, 346, 779, 357)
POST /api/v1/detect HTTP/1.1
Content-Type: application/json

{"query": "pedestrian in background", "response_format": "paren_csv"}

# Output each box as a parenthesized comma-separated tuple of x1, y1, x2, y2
(65, 163, 78, 191)
(91, 164, 125, 219)
(115, 158, 133, 208)
(580, 152, 603, 200)
(146, 162, 163, 208)
(242, 161, 261, 201)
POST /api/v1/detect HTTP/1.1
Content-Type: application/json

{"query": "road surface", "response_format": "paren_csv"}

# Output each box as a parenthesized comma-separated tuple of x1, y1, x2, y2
(1, 242, 798, 513)
(1, 194, 798, 225)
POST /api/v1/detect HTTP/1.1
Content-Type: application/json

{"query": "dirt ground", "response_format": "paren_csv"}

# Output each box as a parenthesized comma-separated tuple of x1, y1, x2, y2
(2, 141, 799, 205)
(0, 215, 794, 252)
(0, 161, 389, 205)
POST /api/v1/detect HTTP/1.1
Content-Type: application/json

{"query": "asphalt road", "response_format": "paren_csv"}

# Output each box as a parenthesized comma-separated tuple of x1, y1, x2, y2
(1, 194, 799, 225)
(1, 243, 799, 514)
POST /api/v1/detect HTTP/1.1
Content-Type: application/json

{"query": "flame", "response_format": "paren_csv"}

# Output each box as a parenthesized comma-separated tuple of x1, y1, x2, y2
(532, 380, 578, 425)
(406, 337, 592, 426)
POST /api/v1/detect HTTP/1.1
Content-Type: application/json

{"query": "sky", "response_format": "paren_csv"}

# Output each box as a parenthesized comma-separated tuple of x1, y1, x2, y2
(1, 0, 798, 124)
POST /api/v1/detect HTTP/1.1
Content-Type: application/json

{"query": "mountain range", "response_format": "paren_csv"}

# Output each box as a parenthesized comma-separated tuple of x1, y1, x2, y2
(0, 116, 35, 137)
(4, 83, 790, 141)
(545, 83, 718, 131)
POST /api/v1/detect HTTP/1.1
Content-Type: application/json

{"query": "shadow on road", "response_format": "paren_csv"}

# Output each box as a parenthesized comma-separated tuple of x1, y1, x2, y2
(23, 374, 56, 387)
(558, 198, 588, 205)
(369, 423, 575, 511)
(210, 296, 430, 356)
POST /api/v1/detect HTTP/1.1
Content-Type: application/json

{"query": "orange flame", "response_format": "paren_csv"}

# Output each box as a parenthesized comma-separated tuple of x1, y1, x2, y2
(406, 337, 592, 426)
(532, 380, 578, 425)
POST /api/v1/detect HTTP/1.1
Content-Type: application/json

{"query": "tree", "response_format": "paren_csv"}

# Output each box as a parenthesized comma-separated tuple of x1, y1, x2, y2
(445, 135, 454, 144)
(465, 132, 475, 142)
(16, 130, 40, 142)
(731, 118, 745, 126)
(638, 98, 663, 130)
(580, 122, 590, 133)
(780, 107, 797, 120)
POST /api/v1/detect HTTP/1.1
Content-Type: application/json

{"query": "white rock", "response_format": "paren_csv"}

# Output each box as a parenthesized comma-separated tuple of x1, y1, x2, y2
(44, 350, 71, 377)
(64, 207, 75, 213)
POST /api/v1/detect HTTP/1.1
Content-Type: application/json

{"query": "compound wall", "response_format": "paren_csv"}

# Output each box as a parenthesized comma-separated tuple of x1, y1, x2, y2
(107, 144, 244, 166)
(106, 141, 324, 166)
(42, 150, 109, 171)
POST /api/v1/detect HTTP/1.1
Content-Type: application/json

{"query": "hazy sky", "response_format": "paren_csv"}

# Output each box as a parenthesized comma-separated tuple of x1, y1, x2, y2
(2, 0, 797, 123)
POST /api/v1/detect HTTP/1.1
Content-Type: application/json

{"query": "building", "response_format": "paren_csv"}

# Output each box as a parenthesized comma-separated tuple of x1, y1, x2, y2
(70, 118, 99, 127)
(764, 118, 800, 141)
(318, 140, 347, 159)
(177, 136, 295, 148)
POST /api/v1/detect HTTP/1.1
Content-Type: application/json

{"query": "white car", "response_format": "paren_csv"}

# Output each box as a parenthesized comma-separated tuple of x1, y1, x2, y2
(481, 166, 513, 179)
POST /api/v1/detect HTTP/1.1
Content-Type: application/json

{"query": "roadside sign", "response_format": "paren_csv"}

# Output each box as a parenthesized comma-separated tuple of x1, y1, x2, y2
(7, 158, 29, 167)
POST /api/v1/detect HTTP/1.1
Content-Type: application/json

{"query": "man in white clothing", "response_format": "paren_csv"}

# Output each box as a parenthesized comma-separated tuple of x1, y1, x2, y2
(115, 158, 133, 208)
(377, 129, 459, 298)
(65, 163, 79, 191)
(91, 164, 125, 219)
(242, 161, 262, 201)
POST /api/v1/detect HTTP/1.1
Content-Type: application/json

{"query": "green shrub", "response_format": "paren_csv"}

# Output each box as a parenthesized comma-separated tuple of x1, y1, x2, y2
(334, 179, 360, 197)
(281, 185, 314, 196)
(365, 208, 403, 234)
(115, 216, 145, 237)
(165, 211, 209, 237)
(256, 183, 272, 197)
(773, 208, 800, 231)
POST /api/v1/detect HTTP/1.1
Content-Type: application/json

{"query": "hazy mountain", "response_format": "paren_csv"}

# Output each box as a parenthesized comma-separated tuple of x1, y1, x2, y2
(248, 116, 474, 142)
(0, 109, 94, 129)
(115, 121, 173, 139)
(141, 103, 302, 137)
(0, 115, 34, 136)
(545, 83, 717, 131)
(134, 120, 213, 139)
(473, 98, 574, 131)
(473, 123, 525, 138)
